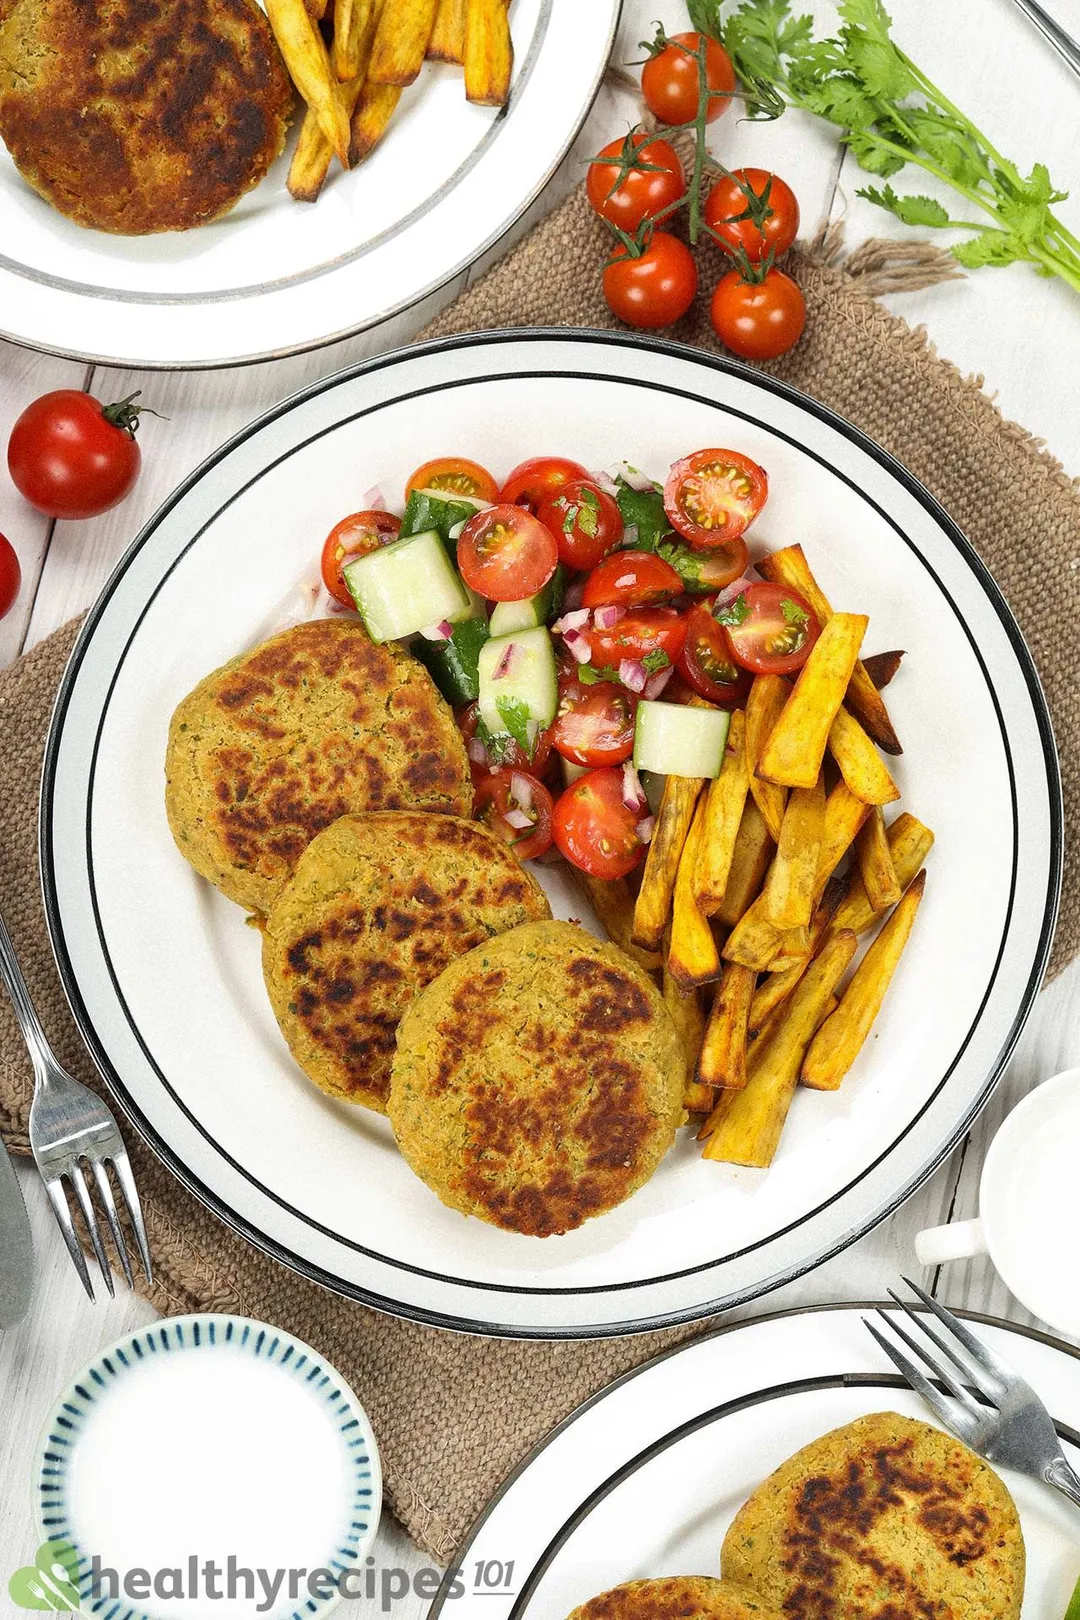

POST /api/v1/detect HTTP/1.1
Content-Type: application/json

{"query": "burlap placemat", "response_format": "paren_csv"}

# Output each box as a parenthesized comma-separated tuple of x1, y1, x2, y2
(1, 184, 1077, 1564)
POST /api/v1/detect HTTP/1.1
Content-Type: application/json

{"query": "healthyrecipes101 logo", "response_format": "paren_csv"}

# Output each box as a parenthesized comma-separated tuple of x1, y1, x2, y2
(9, 1542, 81, 1611)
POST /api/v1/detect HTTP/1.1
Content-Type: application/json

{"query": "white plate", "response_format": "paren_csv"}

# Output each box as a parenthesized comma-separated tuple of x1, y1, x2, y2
(40, 331, 1062, 1337)
(433, 1305, 1080, 1620)
(0, 2, 617, 369)
(35, 1313, 381, 1620)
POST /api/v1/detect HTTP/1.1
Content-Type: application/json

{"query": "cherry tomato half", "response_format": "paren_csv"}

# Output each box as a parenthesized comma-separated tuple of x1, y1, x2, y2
(537, 479, 623, 572)
(678, 601, 752, 705)
(405, 456, 499, 503)
(704, 169, 801, 264)
(586, 133, 686, 232)
(552, 675, 637, 768)
(0, 534, 21, 620)
(581, 605, 687, 670)
(552, 768, 646, 879)
(641, 31, 735, 127)
(710, 267, 807, 361)
(716, 582, 821, 676)
(457, 504, 558, 601)
(320, 509, 401, 606)
(8, 389, 145, 519)
(475, 768, 554, 861)
(459, 702, 554, 779)
(664, 448, 767, 553)
(582, 550, 682, 608)
(499, 456, 589, 512)
(604, 232, 697, 330)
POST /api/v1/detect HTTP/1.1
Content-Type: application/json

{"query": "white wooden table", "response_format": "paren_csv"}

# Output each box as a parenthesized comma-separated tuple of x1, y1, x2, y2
(1, 0, 1078, 1606)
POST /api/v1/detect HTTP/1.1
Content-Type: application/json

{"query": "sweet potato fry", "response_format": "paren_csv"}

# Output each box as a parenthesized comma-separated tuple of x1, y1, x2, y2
(369, 0, 439, 84)
(349, 80, 402, 162)
(749, 888, 840, 1032)
(811, 780, 870, 908)
(632, 775, 702, 950)
(288, 75, 367, 199)
(304, 0, 328, 21)
(333, 0, 378, 80)
(722, 885, 789, 972)
(701, 930, 857, 1166)
(427, 0, 466, 59)
(697, 962, 755, 1091)
(266, 0, 351, 164)
(567, 869, 662, 975)
(854, 805, 902, 912)
(464, 0, 513, 104)
(757, 545, 901, 753)
(684, 1080, 715, 1114)
(826, 812, 934, 939)
(757, 614, 868, 789)
(669, 797, 721, 989)
(828, 706, 901, 805)
(664, 961, 706, 1089)
(762, 775, 825, 929)
(693, 710, 750, 914)
(714, 799, 773, 928)
(863, 649, 905, 691)
(803, 872, 926, 1091)
(745, 676, 789, 842)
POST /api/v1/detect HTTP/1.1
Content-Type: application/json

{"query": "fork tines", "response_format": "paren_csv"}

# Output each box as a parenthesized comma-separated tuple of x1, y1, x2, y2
(42, 1148, 151, 1302)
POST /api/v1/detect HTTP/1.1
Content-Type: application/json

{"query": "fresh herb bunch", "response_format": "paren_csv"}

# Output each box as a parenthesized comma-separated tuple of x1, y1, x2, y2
(701, 0, 1080, 290)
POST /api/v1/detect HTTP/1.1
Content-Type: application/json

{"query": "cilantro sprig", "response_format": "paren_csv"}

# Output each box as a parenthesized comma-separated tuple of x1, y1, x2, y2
(715, 0, 1080, 290)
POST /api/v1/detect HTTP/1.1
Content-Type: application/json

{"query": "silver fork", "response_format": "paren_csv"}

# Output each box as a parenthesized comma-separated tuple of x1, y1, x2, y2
(867, 1277, 1080, 1510)
(0, 907, 151, 1300)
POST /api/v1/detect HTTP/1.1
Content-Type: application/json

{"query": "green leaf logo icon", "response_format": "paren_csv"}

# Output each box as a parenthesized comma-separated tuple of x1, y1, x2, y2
(8, 1541, 81, 1611)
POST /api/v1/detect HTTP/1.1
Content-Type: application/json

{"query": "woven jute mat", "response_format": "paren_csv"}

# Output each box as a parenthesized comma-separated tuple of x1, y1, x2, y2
(1, 186, 1077, 1563)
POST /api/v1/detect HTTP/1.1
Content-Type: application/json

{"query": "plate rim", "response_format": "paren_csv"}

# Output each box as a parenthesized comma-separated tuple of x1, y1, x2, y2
(38, 328, 1065, 1338)
(426, 1298, 1080, 1619)
(0, 5, 622, 371)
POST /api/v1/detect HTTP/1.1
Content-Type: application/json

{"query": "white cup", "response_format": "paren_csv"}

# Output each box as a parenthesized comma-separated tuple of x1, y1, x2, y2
(916, 1067, 1080, 1338)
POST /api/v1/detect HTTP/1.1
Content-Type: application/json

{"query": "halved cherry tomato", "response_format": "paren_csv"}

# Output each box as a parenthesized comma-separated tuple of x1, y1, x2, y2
(459, 702, 553, 779)
(641, 31, 735, 127)
(678, 602, 753, 706)
(537, 479, 623, 572)
(499, 456, 589, 512)
(716, 582, 820, 676)
(664, 449, 767, 552)
(704, 169, 800, 264)
(475, 768, 554, 861)
(582, 550, 682, 608)
(457, 504, 558, 601)
(552, 768, 645, 880)
(585, 133, 686, 232)
(320, 509, 401, 606)
(552, 675, 637, 768)
(581, 605, 687, 670)
(405, 456, 498, 502)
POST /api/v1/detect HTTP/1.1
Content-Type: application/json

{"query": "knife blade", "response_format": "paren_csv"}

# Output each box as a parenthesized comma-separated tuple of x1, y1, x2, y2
(0, 1135, 34, 1328)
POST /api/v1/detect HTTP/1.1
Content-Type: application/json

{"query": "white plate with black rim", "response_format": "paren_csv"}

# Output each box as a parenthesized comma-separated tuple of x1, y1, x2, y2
(0, 2, 618, 369)
(40, 330, 1061, 1337)
(427, 1305, 1080, 1620)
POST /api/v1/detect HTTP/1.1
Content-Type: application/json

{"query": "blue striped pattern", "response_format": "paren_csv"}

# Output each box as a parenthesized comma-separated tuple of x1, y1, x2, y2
(37, 1313, 379, 1620)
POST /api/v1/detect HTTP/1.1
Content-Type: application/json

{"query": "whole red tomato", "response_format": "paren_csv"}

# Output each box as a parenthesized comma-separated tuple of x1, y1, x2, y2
(604, 232, 697, 330)
(0, 535, 21, 620)
(586, 133, 685, 233)
(710, 268, 806, 361)
(704, 169, 801, 263)
(641, 31, 736, 126)
(8, 390, 153, 519)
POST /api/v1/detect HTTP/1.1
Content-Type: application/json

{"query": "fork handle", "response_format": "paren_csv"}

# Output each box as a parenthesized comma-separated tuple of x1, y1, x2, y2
(1011, 0, 1080, 77)
(1046, 1453, 1080, 1510)
(0, 907, 55, 1084)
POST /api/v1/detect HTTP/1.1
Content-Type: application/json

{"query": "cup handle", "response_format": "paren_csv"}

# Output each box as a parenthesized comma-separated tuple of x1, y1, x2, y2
(915, 1218, 987, 1267)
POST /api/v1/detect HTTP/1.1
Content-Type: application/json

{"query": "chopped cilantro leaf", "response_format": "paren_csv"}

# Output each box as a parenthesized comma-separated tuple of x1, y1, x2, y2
(495, 696, 534, 755)
(642, 649, 671, 674)
(715, 594, 750, 628)
(781, 597, 810, 627)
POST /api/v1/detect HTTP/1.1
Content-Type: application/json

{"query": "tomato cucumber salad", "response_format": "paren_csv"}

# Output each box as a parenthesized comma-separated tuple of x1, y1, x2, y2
(318, 450, 821, 881)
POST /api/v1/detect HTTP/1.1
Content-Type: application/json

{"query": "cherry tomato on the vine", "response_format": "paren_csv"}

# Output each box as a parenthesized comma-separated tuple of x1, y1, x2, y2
(581, 550, 682, 608)
(551, 675, 637, 768)
(8, 389, 151, 519)
(474, 768, 554, 862)
(537, 479, 623, 572)
(677, 601, 752, 705)
(716, 582, 821, 677)
(664, 448, 766, 552)
(499, 456, 589, 512)
(603, 232, 697, 330)
(586, 133, 686, 233)
(710, 267, 807, 361)
(641, 31, 735, 127)
(704, 169, 801, 264)
(320, 509, 401, 606)
(552, 768, 646, 880)
(0, 535, 21, 621)
(405, 456, 498, 503)
(457, 504, 558, 601)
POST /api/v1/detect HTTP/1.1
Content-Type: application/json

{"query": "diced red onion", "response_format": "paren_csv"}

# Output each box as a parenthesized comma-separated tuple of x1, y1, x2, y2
(618, 658, 647, 693)
(419, 619, 453, 642)
(621, 762, 647, 814)
(622, 523, 639, 547)
(562, 579, 585, 612)
(504, 808, 534, 831)
(592, 604, 624, 631)
(467, 738, 487, 765)
(562, 630, 592, 664)
(493, 643, 515, 679)
(606, 460, 654, 493)
(643, 666, 674, 699)
(448, 519, 468, 542)
(714, 574, 756, 608)
(510, 772, 534, 810)
(590, 470, 621, 497)
(361, 484, 386, 509)
(552, 607, 590, 634)
(636, 816, 655, 844)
